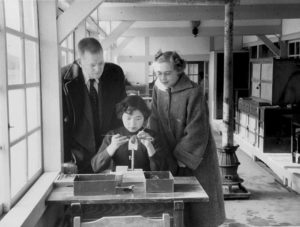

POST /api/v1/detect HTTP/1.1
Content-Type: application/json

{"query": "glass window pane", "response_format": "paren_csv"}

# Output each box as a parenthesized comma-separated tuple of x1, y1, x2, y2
(193, 76, 198, 84)
(9, 89, 26, 142)
(289, 42, 295, 56)
(23, 0, 38, 37)
(296, 42, 300, 55)
(68, 52, 74, 64)
(25, 40, 39, 83)
(10, 140, 27, 197)
(26, 87, 41, 131)
(7, 34, 24, 85)
(61, 51, 67, 66)
(184, 66, 188, 75)
(4, 0, 20, 31)
(61, 39, 67, 48)
(90, 9, 97, 20)
(28, 130, 41, 179)
(194, 64, 198, 74)
(67, 34, 74, 49)
(190, 64, 194, 74)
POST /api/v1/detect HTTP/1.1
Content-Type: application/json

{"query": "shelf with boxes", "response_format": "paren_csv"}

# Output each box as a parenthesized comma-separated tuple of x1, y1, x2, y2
(236, 98, 293, 153)
(250, 58, 300, 105)
(235, 57, 300, 154)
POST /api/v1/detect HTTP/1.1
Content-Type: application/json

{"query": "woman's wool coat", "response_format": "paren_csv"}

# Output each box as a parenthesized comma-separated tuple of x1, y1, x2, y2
(149, 75, 225, 227)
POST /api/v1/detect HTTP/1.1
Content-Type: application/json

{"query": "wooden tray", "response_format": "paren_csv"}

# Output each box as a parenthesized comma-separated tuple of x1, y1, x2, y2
(74, 174, 118, 196)
(144, 171, 174, 193)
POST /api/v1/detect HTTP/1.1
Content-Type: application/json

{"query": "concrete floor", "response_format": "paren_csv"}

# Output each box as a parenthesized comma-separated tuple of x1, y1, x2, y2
(213, 132, 300, 227)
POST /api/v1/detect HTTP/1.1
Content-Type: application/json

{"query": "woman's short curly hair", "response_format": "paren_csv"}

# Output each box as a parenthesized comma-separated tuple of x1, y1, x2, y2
(154, 50, 186, 73)
(116, 95, 150, 120)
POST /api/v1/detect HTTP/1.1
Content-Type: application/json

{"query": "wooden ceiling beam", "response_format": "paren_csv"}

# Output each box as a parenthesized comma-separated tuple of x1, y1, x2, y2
(103, 0, 299, 3)
(103, 0, 233, 4)
(57, 0, 104, 43)
(112, 37, 134, 56)
(98, 4, 300, 21)
(86, 16, 108, 37)
(122, 25, 281, 37)
(101, 21, 135, 50)
(257, 35, 280, 57)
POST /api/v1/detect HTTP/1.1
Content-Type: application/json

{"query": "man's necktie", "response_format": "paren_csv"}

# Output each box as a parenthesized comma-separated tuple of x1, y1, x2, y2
(89, 79, 101, 149)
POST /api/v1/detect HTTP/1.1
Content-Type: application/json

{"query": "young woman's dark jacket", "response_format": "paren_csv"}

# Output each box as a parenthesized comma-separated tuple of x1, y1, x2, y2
(91, 127, 166, 173)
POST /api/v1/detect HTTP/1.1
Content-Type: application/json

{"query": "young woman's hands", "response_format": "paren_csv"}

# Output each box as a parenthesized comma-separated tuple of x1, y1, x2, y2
(106, 134, 128, 156)
(137, 131, 156, 157)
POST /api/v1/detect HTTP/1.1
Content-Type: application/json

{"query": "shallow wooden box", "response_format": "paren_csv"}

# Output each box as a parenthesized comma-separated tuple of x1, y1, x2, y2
(144, 171, 174, 193)
(121, 170, 146, 192)
(74, 174, 117, 196)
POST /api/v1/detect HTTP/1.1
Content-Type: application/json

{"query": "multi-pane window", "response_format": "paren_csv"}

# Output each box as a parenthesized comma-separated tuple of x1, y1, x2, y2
(185, 61, 206, 85)
(288, 40, 300, 58)
(57, 2, 75, 66)
(185, 61, 209, 99)
(0, 0, 42, 209)
(185, 62, 200, 84)
(60, 34, 74, 66)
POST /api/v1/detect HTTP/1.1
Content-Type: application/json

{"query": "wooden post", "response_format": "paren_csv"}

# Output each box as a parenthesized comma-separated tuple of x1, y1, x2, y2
(222, 0, 234, 147)
(219, 0, 250, 199)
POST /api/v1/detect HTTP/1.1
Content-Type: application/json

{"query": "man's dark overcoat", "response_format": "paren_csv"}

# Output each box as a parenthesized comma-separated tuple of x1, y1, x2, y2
(62, 61, 126, 173)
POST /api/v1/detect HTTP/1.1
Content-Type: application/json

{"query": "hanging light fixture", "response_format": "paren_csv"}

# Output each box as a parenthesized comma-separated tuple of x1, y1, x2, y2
(191, 21, 201, 37)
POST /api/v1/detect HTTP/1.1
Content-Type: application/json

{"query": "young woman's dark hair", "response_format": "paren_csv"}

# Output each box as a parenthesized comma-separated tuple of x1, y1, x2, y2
(116, 95, 150, 120)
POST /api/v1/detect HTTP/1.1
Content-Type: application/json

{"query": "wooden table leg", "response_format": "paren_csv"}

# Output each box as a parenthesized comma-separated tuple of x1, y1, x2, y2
(173, 200, 184, 227)
(71, 203, 82, 218)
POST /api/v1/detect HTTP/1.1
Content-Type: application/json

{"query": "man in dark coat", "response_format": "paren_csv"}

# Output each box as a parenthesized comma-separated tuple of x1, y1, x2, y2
(62, 37, 126, 173)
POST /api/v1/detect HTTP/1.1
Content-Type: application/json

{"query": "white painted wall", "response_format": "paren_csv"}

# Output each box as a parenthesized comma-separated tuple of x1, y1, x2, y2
(121, 62, 146, 85)
(118, 36, 245, 85)
(120, 36, 210, 56)
(149, 37, 210, 55)
(118, 36, 212, 85)
(214, 36, 243, 51)
(282, 19, 300, 35)
(121, 37, 146, 55)
(242, 35, 258, 44)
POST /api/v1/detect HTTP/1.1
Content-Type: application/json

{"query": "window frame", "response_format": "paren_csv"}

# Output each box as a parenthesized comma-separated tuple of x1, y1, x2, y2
(60, 33, 75, 66)
(0, 0, 43, 212)
(185, 61, 205, 85)
(0, 0, 10, 213)
(288, 39, 300, 58)
(0, 1, 63, 224)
